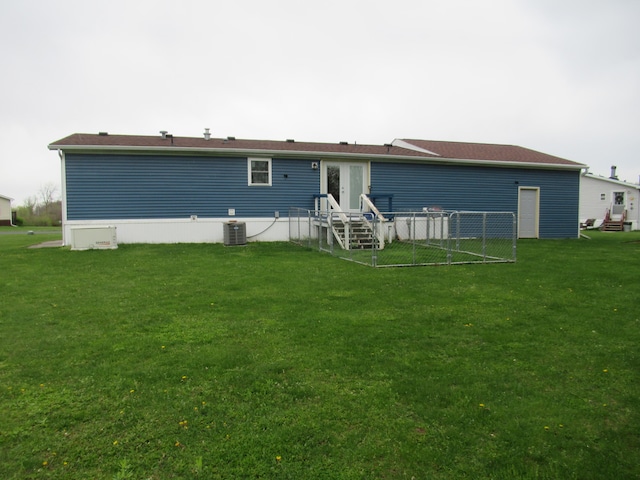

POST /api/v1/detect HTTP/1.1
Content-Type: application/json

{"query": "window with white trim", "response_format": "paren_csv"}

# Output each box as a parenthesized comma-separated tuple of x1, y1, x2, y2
(248, 158, 272, 186)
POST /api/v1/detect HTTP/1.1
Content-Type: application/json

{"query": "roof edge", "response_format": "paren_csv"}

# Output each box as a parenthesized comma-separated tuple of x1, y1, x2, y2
(582, 172, 640, 188)
(49, 143, 586, 170)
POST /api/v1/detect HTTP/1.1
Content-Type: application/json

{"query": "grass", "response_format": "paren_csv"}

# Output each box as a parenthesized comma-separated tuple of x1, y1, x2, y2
(1, 228, 639, 479)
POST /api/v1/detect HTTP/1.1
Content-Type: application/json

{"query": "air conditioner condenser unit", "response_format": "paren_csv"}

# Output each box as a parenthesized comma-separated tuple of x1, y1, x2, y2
(223, 221, 246, 246)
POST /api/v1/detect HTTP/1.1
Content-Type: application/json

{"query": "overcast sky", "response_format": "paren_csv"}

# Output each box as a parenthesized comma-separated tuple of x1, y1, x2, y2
(1, 0, 639, 206)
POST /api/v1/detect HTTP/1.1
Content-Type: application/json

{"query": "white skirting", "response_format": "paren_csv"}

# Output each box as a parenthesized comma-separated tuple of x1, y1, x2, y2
(62, 217, 289, 246)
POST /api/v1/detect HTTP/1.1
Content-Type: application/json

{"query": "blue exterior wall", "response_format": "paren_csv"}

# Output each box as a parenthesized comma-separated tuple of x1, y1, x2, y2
(370, 162, 580, 238)
(65, 153, 579, 238)
(65, 153, 319, 220)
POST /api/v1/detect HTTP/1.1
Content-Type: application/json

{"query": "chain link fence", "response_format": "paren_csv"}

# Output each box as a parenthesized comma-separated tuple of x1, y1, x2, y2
(289, 208, 516, 267)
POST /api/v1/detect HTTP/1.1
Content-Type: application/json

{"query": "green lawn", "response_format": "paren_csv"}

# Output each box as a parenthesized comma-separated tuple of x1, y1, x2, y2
(1, 229, 639, 479)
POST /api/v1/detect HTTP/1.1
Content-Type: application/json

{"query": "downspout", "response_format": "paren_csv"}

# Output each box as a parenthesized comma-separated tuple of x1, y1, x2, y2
(58, 150, 68, 246)
(9, 196, 17, 227)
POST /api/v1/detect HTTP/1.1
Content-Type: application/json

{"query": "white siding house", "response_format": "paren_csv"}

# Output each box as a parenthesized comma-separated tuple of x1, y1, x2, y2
(0, 194, 13, 226)
(580, 171, 639, 230)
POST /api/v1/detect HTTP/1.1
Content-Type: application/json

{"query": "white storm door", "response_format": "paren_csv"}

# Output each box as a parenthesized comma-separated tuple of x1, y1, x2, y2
(324, 162, 368, 212)
(518, 187, 539, 238)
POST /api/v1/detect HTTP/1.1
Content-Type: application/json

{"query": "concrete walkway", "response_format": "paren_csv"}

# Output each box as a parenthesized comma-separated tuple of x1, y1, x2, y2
(28, 240, 64, 249)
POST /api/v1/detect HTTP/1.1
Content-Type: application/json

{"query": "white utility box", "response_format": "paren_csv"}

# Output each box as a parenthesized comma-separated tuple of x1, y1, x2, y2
(71, 226, 118, 250)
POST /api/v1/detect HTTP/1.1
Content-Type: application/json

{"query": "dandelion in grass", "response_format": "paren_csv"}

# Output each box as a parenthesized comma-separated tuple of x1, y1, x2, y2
(603, 369, 608, 373)
(544, 426, 550, 431)
(276, 455, 282, 462)
(479, 403, 485, 408)
(113, 440, 118, 445)
(42, 461, 48, 466)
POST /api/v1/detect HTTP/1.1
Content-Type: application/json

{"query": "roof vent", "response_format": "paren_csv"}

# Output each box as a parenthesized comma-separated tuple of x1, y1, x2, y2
(610, 165, 618, 180)
(98, 131, 109, 136)
(286, 139, 295, 143)
(204, 128, 211, 140)
(160, 130, 168, 139)
(227, 136, 236, 141)
(339, 141, 348, 145)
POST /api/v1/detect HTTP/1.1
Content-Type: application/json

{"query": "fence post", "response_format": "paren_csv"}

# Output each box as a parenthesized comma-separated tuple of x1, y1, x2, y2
(372, 217, 378, 267)
(304, 210, 309, 249)
(512, 213, 517, 262)
(412, 213, 417, 265)
(447, 212, 453, 264)
(482, 212, 487, 262)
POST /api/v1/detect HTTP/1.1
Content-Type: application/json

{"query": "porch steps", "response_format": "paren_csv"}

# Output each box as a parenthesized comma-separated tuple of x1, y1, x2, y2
(332, 218, 379, 249)
(600, 209, 626, 231)
(601, 220, 624, 231)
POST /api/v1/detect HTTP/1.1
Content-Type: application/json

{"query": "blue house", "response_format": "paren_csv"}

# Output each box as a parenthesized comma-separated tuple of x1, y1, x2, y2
(48, 131, 585, 246)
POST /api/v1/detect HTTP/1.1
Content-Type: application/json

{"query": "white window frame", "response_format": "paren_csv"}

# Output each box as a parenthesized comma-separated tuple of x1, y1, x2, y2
(248, 157, 272, 186)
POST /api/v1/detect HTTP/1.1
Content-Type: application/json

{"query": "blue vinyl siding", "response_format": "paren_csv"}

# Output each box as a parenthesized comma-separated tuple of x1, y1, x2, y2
(65, 153, 579, 238)
(370, 162, 579, 238)
(65, 154, 319, 220)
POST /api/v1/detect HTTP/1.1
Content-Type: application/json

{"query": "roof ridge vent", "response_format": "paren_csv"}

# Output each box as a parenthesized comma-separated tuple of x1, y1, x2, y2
(339, 141, 348, 145)
(286, 139, 295, 143)
(160, 130, 168, 139)
(227, 136, 236, 141)
(98, 131, 108, 136)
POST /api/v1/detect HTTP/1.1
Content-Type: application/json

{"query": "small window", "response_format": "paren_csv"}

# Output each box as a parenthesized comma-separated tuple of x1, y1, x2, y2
(248, 158, 271, 186)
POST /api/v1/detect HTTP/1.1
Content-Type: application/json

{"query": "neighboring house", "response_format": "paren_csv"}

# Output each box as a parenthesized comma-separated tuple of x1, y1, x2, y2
(0, 194, 13, 226)
(580, 168, 639, 231)
(48, 131, 585, 246)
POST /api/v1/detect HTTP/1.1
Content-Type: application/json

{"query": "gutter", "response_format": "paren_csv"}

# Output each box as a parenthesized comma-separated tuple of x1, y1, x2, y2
(48, 144, 585, 171)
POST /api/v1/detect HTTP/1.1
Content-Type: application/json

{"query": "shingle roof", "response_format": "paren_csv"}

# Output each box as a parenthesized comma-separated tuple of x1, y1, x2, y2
(48, 133, 585, 169)
(48, 133, 421, 157)
(398, 139, 580, 166)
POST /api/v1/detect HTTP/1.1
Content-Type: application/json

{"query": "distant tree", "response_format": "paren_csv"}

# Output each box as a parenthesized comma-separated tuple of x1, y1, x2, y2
(16, 185, 62, 226)
(38, 183, 59, 215)
(22, 196, 37, 216)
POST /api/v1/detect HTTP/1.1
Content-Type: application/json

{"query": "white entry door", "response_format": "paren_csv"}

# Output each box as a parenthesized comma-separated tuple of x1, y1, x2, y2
(324, 162, 369, 212)
(518, 187, 540, 238)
